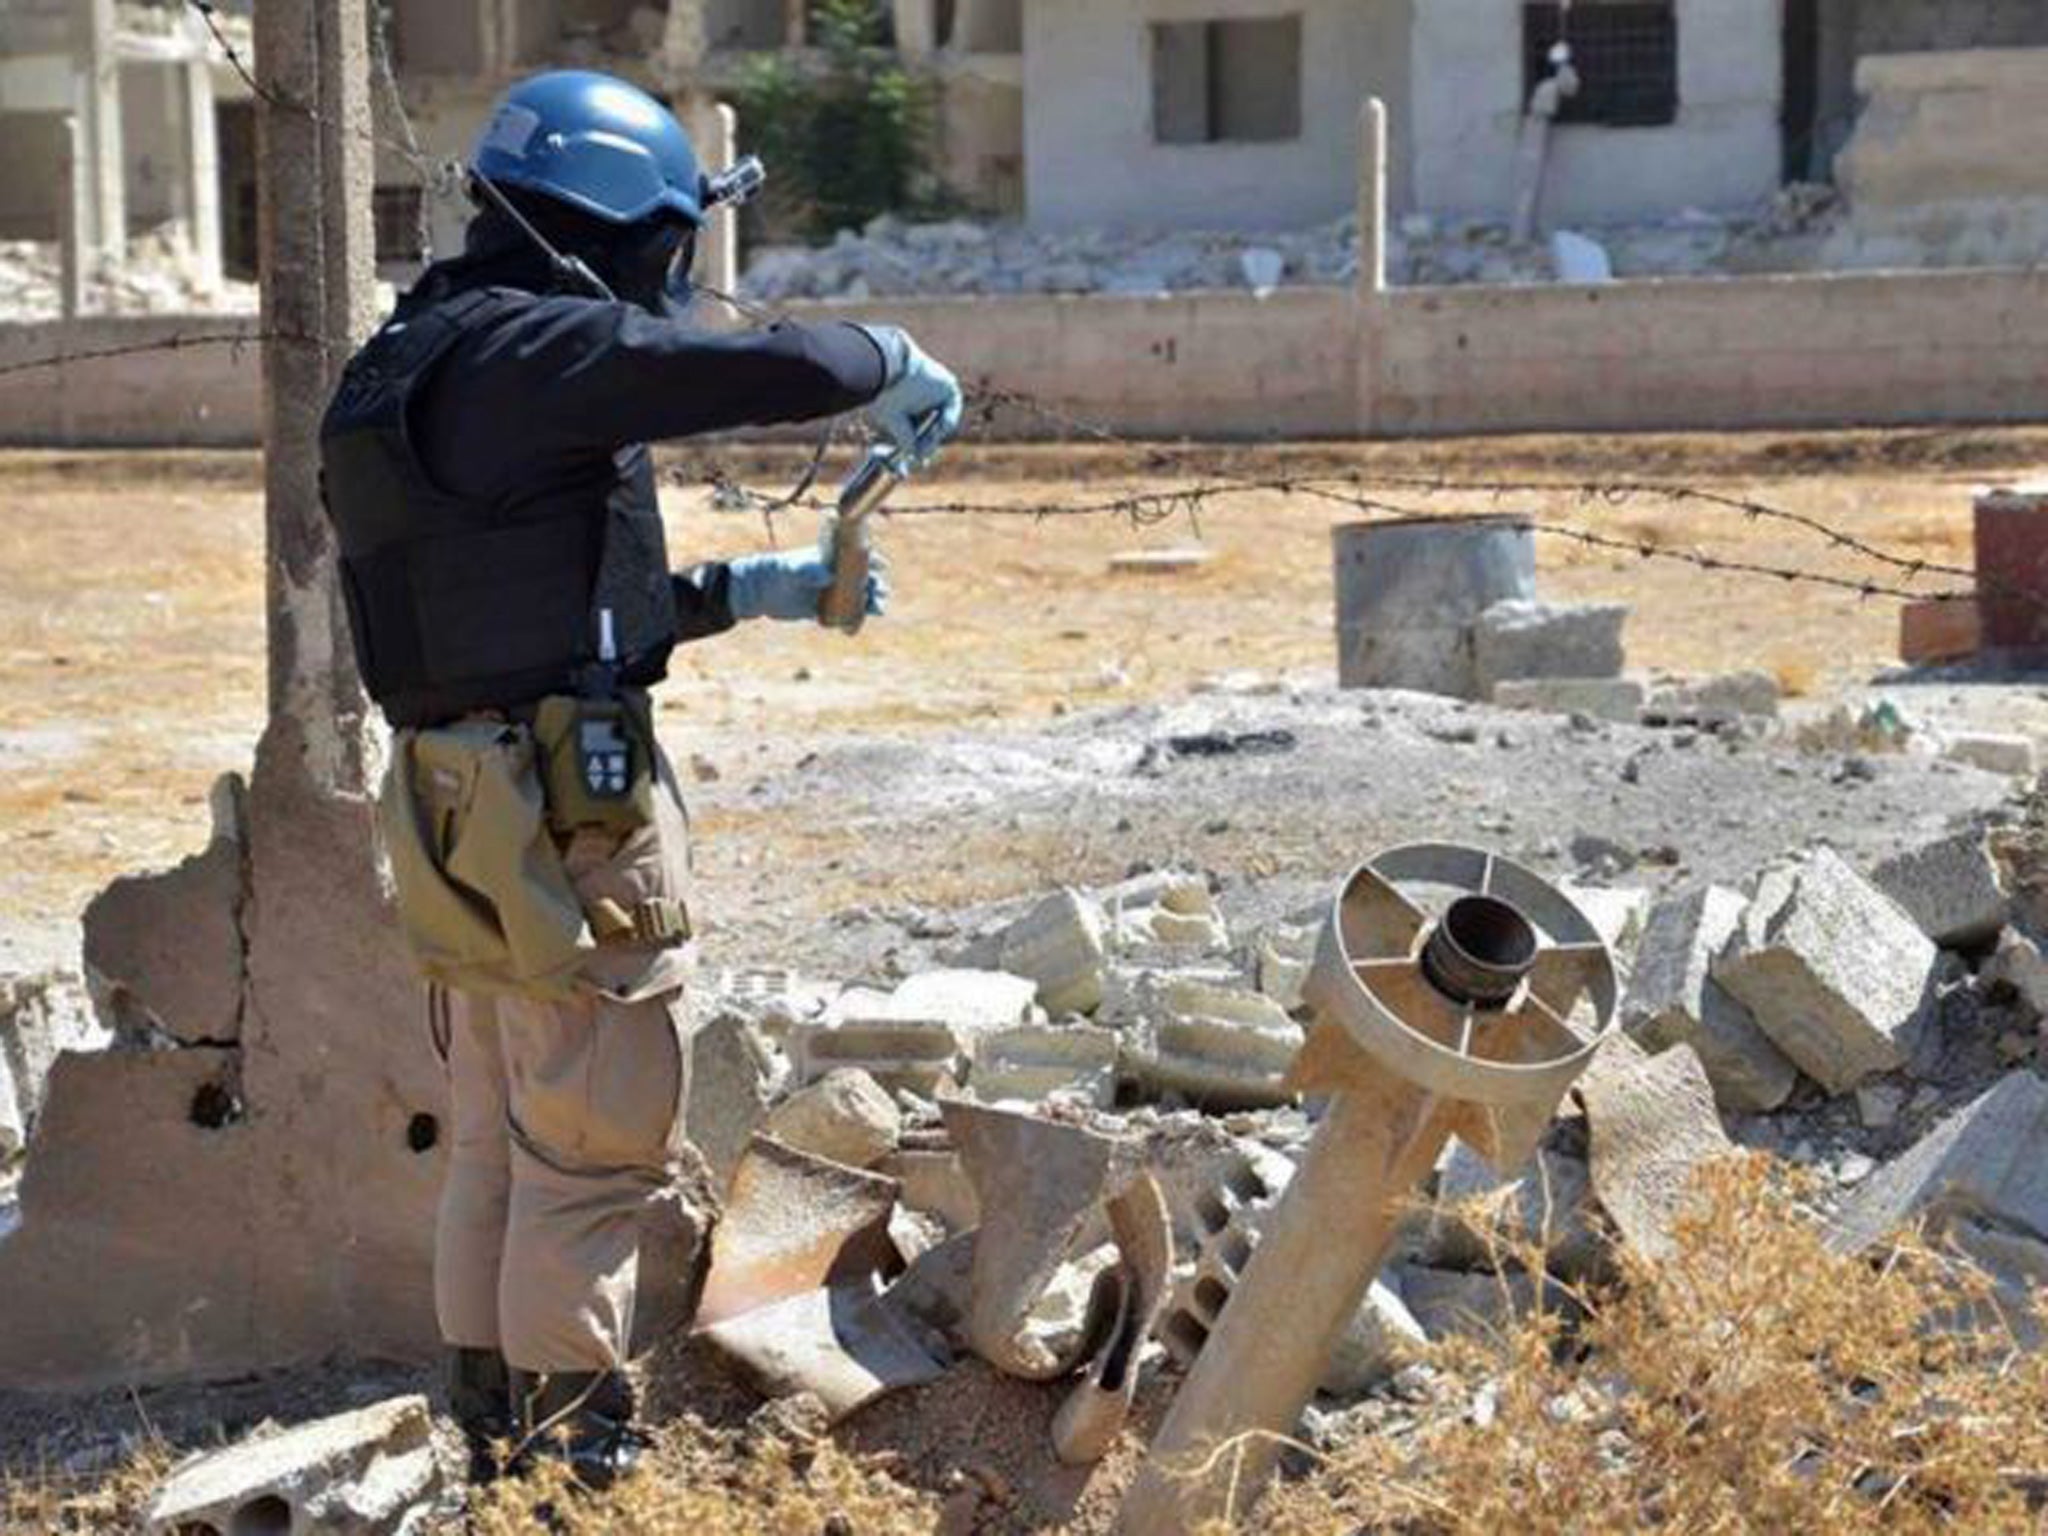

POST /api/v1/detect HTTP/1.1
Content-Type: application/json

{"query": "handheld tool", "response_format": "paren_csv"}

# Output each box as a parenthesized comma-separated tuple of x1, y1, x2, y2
(818, 415, 945, 635)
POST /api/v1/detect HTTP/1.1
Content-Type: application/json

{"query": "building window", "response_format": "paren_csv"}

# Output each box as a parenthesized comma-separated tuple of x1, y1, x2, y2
(1151, 16, 1303, 145)
(373, 184, 426, 266)
(1522, 2, 1678, 128)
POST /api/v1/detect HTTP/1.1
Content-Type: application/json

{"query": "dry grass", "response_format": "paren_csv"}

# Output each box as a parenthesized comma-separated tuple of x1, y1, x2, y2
(1259, 1157, 2048, 1535)
(0, 1440, 177, 1534)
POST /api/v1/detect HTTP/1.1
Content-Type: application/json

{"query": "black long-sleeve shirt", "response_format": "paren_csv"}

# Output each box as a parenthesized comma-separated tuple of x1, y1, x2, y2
(410, 288, 889, 641)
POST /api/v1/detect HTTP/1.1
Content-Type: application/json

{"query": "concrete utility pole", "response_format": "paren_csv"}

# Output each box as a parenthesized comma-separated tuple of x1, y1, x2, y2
(256, 0, 380, 793)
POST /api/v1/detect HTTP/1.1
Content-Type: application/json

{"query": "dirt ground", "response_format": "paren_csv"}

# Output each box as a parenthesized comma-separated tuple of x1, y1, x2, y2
(0, 427, 2032, 949)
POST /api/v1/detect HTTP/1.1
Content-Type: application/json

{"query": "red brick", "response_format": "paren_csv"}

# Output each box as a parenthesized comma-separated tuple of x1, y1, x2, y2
(1975, 488, 2048, 651)
(1900, 597, 1980, 666)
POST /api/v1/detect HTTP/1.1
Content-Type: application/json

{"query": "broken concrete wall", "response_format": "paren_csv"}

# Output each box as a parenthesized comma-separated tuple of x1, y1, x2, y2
(0, 735, 443, 1390)
(1829, 50, 2048, 272)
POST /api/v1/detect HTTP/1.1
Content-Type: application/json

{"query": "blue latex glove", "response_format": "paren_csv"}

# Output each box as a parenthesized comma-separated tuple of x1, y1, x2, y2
(857, 325, 964, 469)
(725, 549, 891, 624)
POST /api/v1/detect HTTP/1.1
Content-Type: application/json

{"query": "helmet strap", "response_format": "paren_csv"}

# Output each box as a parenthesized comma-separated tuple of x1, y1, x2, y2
(469, 171, 618, 303)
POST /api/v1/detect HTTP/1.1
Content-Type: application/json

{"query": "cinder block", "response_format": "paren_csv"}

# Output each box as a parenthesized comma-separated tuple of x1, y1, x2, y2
(1472, 600, 1629, 696)
(969, 1024, 1119, 1106)
(980, 890, 1109, 1016)
(1900, 597, 1979, 666)
(1625, 886, 1796, 1113)
(1870, 830, 2008, 950)
(1830, 1070, 2048, 1255)
(1491, 676, 1647, 722)
(144, 1395, 440, 1536)
(1944, 732, 2039, 778)
(1124, 979, 1302, 1110)
(1712, 848, 1938, 1095)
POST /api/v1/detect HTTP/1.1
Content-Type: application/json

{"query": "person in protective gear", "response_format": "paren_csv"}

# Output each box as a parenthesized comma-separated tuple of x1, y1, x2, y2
(318, 69, 963, 1490)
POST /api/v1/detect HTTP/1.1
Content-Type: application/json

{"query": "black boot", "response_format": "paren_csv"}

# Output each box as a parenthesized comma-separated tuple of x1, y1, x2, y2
(512, 1369, 652, 1492)
(447, 1346, 516, 1485)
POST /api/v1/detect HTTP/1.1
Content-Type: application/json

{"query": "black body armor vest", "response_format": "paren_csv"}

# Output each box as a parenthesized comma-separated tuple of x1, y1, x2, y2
(320, 287, 679, 727)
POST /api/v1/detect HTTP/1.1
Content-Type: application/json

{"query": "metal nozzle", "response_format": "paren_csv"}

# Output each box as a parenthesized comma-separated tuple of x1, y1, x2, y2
(1420, 894, 1539, 1008)
(705, 156, 766, 210)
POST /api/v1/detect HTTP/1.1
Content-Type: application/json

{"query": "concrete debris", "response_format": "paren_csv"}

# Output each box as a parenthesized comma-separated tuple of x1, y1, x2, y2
(1473, 600, 1629, 699)
(0, 233, 257, 323)
(1642, 671, 1782, 727)
(686, 1011, 780, 1193)
(1712, 847, 1938, 1095)
(878, 1148, 981, 1234)
(944, 1099, 1116, 1379)
(1114, 879, 1231, 953)
(1558, 884, 1652, 962)
(1982, 931, 2048, 1022)
(738, 193, 1851, 306)
(697, 1138, 901, 1327)
(0, 971, 104, 1163)
(1550, 229, 1614, 284)
(1944, 732, 2039, 778)
(969, 1023, 1120, 1106)
(1052, 1174, 1174, 1465)
(1254, 918, 1318, 1011)
(710, 967, 836, 1035)
(1320, 1280, 1429, 1399)
(1870, 829, 2008, 950)
(1830, 1070, 2048, 1256)
(1491, 676, 1646, 724)
(885, 969, 1041, 1032)
(699, 1281, 950, 1425)
(789, 1012, 963, 1096)
(142, 1394, 438, 1536)
(764, 1069, 903, 1170)
(1393, 1264, 1552, 1344)
(1624, 885, 1796, 1113)
(1124, 978, 1303, 1110)
(82, 774, 246, 1045)
(1425, 1140, 1602, 1280)
(1856, 1082, 1907, 1130)
(964, 890, 1108, 1017)
(1575, 1036, 1732, 1264)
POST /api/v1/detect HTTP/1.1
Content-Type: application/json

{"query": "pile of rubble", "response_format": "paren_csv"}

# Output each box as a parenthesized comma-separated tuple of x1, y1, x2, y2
(120, 806, 2048, 1528)
(0, 232, 256, 322)
(738, 187, 1853, 302)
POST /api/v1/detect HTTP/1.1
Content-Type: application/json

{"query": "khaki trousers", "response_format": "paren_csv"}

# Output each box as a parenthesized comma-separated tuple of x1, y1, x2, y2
(429, 758, 708, 1376)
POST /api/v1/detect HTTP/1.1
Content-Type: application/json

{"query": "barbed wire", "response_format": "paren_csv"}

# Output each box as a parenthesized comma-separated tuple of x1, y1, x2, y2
(0, 3, 2003, 618)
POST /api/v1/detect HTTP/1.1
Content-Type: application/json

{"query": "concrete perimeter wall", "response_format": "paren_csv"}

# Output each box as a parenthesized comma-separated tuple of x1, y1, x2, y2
(0, 315, 261, 445)
(5, 269, 2048, 445)
(1366, 266, 2048, 436)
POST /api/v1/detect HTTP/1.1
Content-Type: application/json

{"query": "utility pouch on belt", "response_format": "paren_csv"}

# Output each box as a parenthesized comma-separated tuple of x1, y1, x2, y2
(533, 693, 657, 835)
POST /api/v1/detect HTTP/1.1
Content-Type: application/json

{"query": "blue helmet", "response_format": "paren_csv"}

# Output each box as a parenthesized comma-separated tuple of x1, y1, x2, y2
(471, 71, 705, 227)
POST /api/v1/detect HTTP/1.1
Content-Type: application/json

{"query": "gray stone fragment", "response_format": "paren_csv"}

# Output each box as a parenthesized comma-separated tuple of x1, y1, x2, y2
(1473, 599, 1629, 697)
(1830, 1071, 2048, 1256)
(1320, 1280, 1428, 1399)
(687, 1011, 778, 1193)
(1425, 1141, 1602, 1279)
(1395, 1265, 1551, 1343)
(1491, 676, 1646, 723)
(764, 1069, 902, 1170)
(1643, 671, 1781, 725)
(143, 1394, 439, 1536)
(1624, 886, 1796, 1112)
(1871, 830, 2008, 950)
(1981, 931, 2048, 1022)
(1712, 848, 1938, 1095)
(0, 971, 105, 1161)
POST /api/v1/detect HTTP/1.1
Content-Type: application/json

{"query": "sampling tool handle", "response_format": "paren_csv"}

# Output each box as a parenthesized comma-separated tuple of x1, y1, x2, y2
(819, 415, 943, 635)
